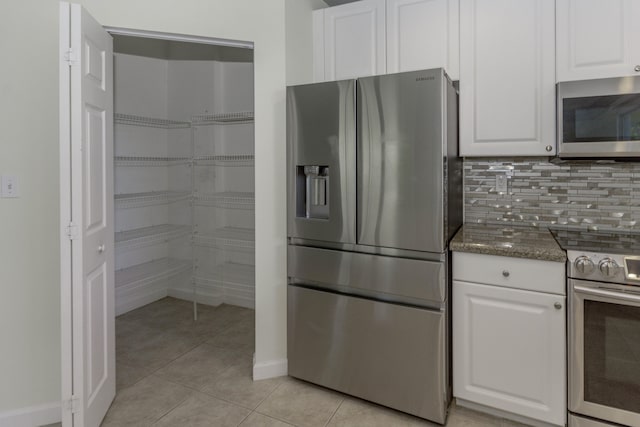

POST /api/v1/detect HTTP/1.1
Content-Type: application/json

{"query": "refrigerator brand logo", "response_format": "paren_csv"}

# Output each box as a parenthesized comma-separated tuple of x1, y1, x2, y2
(416, 76, 435, 82)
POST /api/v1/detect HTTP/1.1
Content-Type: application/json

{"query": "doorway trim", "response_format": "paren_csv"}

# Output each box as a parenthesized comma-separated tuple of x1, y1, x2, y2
(60, 23, 256, 427)
(104, 27, 254, 50)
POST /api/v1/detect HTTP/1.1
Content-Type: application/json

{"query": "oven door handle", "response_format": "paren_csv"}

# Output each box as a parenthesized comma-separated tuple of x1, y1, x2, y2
(574, 284, 640, 305)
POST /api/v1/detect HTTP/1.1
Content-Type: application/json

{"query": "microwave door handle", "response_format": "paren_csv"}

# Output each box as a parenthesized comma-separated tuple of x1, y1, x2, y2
(574, 284, 640, 306)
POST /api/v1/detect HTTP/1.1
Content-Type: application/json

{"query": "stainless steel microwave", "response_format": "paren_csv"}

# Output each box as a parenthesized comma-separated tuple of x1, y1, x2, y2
(558, 76, 640, 158)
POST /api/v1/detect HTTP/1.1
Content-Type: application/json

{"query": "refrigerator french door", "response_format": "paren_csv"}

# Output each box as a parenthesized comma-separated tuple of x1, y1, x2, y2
(286, 68, 460, 424)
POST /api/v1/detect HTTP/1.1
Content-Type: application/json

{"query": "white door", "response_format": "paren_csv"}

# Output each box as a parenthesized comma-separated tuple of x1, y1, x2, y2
(459, 0, 556, 157)
(322, 0, 386, 80)
(60, 2, 115, 426)
(556, 0, 640, 81)
(453, 280, 566, 426)
(386, 0, 459, 79)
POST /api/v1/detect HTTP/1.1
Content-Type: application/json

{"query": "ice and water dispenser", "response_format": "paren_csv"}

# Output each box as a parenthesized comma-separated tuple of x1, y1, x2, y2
(296, 165, 329, 220)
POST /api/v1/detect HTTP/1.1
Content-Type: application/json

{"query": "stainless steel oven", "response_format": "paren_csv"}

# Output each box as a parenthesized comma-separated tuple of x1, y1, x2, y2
(557, 76, 640, 158)
(553, 229, 640, 427)
(569, 278, 640, 427)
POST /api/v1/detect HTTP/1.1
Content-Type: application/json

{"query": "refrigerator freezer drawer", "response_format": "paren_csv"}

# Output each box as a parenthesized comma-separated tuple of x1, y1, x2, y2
(287, 285, 449, 423)
(288, 245, 446, 306)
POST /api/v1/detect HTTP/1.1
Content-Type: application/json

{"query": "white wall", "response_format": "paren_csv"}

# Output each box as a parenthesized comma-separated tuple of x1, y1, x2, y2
(0, 0, 330, 418)
(0, 0, 62, 415)
(286, 0, 328, 85)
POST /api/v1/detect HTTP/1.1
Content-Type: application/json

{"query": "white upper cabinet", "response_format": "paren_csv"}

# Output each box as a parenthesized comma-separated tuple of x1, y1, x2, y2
(557, 0, 640, 82)
(459, 0, 556, 157)
(313, 0, 459, 82)
(315, 0, 386, 81)
(460, 0, 556, 156)
(386, 0, 459, 79)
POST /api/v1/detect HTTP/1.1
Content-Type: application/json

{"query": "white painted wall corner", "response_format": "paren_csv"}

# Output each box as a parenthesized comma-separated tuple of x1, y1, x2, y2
(253, 358, 288, 381)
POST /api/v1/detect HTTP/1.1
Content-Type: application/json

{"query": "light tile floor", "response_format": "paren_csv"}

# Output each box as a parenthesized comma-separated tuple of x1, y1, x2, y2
(47, 297, 530, 427)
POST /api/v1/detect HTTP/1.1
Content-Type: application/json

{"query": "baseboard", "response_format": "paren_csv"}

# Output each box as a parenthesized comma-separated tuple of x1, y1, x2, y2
(456, 398, 559, 427)
(116, 288, 167, 316)
(167, 288, 223, 307)
(0, 402, 61, 427)
(223, 294, 255, 309)
(253, 358, 288, 381)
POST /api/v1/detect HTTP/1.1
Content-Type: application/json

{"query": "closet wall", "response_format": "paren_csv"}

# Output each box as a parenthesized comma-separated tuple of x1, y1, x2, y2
(113, 45, 255, 316)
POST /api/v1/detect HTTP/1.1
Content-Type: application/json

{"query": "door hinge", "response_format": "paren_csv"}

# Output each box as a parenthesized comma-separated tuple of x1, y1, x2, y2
(65, 396, 80, 414)
(63, 48, 77, 65)
(66, 222, 79, 240)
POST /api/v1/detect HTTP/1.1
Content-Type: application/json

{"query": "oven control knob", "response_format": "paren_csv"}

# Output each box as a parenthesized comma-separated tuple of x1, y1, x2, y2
(574, 256, 595, 275)
(598, 258, 619, 277)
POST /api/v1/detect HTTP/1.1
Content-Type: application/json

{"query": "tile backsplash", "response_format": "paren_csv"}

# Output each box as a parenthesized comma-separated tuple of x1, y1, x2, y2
(464, 158, 640, 232)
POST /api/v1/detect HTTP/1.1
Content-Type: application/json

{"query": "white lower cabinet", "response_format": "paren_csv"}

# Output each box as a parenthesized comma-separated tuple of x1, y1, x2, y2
(453, 253, 566, 426)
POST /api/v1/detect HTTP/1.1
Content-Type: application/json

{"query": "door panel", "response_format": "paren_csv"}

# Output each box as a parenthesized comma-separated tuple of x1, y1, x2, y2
(85, 106, 106, 231)
(357, 69, 446, 253)
(86, 264, 107, 403)
(386, 0, 460, 79)
(459, 0, 556, 156)
(323, 0, 386, 80)
(286, 80, 356, 244)
(557, 0, 640, 81)
(61, 3, 115, 426)
(453, 280, 566, 425)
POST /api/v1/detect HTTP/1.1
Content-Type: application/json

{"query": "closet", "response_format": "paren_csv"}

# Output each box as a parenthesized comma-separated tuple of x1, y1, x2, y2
(111, 35, 255, 316)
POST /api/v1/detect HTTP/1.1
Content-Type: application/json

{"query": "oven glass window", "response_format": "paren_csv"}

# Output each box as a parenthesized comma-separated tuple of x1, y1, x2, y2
(563, 94, 640, 143)
(584, 300, 640, 413)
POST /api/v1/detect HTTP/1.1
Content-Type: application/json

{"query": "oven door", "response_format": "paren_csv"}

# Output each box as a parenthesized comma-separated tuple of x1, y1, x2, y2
(569, 279, 640, 426)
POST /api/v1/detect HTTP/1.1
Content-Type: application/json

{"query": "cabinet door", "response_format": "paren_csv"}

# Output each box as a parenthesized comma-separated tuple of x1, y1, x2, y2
(453, 280, 566, 426)
(557, 0, 640, 81)
(459, 0, 556, 156)
(386, 0, 459, 79)
(323, 0, 386, 80)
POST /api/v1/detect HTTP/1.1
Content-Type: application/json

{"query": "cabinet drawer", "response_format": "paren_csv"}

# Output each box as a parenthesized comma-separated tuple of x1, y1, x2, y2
(453, 252, 565, 295)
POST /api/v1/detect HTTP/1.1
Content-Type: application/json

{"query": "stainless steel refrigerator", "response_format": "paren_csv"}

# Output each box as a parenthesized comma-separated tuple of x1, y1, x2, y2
(286, 68, 461, 424)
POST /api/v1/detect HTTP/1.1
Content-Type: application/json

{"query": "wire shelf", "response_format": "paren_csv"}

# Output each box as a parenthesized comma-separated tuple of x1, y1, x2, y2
(115, 113, 191, 129)
(115, 156, 191, 167)
(191, 111, 254, 125)
(194, 191, 254, 208)
(193, 226, 254, 249)
(115, 191, 191, 209)
(193, 154, 254, 166)
(115, 258, 191, 289)
(115, 224, 192, 250)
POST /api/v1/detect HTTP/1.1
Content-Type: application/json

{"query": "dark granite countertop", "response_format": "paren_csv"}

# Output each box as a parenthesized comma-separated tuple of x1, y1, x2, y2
(450, 224, 567, 262)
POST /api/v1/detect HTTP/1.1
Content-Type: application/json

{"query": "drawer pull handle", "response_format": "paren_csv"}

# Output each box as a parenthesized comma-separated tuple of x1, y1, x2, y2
(502, 270, 510, 277)
(554, 302, 562, 310)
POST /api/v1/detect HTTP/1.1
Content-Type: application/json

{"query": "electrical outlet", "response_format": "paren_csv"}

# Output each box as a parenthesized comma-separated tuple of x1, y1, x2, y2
(496, 174, 508, 193)
(1, 175, 19, 198)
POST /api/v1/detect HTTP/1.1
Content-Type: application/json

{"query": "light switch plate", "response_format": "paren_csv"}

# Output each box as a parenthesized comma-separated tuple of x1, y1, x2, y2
(495, 174, 508, 193)
(1, 175, 19, 198)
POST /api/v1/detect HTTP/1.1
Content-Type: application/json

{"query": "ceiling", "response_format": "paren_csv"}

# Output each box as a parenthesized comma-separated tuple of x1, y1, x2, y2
(324, 0, 361, 6)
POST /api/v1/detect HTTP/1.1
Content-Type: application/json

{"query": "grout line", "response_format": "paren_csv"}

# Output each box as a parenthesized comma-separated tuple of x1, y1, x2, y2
(147, 389, 193, 426)
(236, 409, 252, 426)
(323, 397, 344, 427)
(154, 375, 253, 410)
